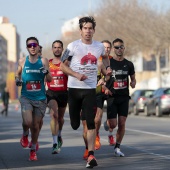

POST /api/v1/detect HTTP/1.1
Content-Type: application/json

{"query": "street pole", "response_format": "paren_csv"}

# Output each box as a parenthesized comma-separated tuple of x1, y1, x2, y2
(156, 52, 161, 88)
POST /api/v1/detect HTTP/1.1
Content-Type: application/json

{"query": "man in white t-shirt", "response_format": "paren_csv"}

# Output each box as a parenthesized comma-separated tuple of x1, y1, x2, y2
(60, 16, 111, 168)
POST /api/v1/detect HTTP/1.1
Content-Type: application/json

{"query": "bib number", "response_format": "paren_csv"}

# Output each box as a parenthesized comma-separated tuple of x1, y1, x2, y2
(113, 80, 127, 89)
(26, 81, 41, 91)
(50, 77, 64, 88)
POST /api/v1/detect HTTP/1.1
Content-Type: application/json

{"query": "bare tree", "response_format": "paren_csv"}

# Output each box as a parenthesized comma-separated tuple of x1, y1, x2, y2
(59, 0, 170, 87)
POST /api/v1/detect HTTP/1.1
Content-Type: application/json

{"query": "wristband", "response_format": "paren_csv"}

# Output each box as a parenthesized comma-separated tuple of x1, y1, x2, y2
(45, 70, 49, 75)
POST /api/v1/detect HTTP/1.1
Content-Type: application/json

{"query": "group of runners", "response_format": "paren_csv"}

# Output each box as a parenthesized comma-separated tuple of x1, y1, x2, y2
(15, 16, 136, 168)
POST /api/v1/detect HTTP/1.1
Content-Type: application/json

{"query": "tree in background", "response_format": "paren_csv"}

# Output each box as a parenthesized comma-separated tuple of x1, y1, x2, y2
(45, 0, 170, 87)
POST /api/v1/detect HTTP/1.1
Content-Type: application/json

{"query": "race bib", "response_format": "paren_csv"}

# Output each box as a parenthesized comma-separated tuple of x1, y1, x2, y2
(50, 77, 64, 88)
(26, 81, 41, 91)
(113, 80, 127, 89)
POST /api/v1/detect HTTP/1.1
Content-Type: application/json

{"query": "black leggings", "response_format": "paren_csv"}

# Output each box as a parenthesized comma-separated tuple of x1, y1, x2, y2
(68, 88, 96, 130)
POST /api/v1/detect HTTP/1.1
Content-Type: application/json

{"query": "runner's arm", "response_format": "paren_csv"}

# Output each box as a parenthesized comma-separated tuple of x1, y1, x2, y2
(130, 74, 136, 88)
(60, 59, 87, 81)
(41, 57, 52, 82)
(101, 62, 110, 81)
(101, 54, 112, 75)
(15, 58, 24, 80)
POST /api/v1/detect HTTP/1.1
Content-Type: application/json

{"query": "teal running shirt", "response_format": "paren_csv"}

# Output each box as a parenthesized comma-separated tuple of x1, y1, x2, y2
(21, 56, 46, 100)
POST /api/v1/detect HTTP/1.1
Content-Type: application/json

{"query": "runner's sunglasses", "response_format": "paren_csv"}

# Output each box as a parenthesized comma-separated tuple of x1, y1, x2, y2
(114, 46, 124, 49)
(27, 43, 39, 48)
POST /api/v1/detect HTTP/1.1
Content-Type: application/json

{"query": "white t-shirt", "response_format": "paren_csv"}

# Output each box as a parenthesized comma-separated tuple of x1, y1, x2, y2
(62, 39, 105, 89)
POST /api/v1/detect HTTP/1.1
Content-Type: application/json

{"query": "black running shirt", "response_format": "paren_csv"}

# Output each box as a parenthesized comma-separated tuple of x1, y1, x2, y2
(106, 58, 135, 96)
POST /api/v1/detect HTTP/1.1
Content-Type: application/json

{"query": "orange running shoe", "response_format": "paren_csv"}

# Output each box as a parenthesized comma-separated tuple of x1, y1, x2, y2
(95, 135, 101, 150)
(86, 155, 98, 168)
(28, 141, 39, 151)
(20, 135, 29, 148)
(108, 135, 116, 146)
(83, 149, 88, 160)
(29, 150, 38, 161)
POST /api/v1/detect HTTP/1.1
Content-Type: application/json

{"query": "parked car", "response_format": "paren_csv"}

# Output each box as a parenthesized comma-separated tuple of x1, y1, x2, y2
(144, 87, 170, 117)
(129, 89, 155, 115)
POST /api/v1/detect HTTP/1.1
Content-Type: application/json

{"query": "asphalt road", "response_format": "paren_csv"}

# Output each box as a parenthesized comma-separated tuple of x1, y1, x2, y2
(0, 104, 170, 170)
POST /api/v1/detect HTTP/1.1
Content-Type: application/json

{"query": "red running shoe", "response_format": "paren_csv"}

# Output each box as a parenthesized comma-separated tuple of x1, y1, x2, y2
(29, 150, 38, 161)
(20, 135, 29, 148)
(95, 134, 101, 150)
(108, 135, 116, 146)
(83, 149, 88, 160)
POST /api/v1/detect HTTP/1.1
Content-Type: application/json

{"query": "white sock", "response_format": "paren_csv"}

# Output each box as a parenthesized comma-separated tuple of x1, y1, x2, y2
(31, 143, 36, 150)
(109, 131, 113, 136)
(52, 135, 58, 144)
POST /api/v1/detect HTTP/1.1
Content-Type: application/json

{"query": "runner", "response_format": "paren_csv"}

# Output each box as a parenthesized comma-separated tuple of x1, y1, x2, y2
(46, 40, 68, 154)
(15, 36, 52, 161)
(1, 87, 10, 117)
(104, 38, 136, 157)
(28, 44, 43, 150)
(60, 16, 111, 168)
(95, 40, 116, 149)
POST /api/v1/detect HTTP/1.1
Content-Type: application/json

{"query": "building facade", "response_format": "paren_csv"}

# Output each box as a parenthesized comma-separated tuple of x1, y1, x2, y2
(0, 35, 7, 95)
(0, 16, 20, 100)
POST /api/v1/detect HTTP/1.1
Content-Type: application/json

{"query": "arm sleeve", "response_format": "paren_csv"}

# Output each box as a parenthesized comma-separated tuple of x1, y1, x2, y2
(61, 43, 74, 62)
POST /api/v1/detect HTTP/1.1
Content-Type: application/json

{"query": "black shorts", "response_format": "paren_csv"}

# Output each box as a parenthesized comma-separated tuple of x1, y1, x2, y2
(46, 89, 68, 108)
(107, 96, 130, 119)
(68, 88, 96, 130)
(96, 93, 105, 109)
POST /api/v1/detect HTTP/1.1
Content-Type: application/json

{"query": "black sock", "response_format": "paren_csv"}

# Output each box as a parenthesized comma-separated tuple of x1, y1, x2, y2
(88, 151, 94, 157)
(53, 143, 57, 147)
(31, 149, 36, 152)
(114, 142, 120, 149)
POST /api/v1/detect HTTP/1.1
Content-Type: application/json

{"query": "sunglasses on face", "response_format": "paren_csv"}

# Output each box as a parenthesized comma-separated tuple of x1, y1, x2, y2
(114, 46, 124, 49)
(27, 43, 38, 48)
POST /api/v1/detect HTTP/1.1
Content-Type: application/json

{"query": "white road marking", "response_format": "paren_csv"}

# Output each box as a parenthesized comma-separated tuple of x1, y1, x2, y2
(126, 128, 170, 138)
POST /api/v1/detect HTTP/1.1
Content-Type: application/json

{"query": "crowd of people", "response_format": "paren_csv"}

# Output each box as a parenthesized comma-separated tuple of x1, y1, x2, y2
(14, 16, 136, 168)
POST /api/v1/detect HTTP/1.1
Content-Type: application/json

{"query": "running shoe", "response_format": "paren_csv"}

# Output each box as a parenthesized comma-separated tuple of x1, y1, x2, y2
(95, 134, 101, 150)
(20, 135, 29, 148)
(52, 143, 60, 154)
(28, 141, 39, 151)
(103, 120, 109, 131)
(29, 150, 38, 161)
(86, 155, 98, 168)
(114, 147, 125, 157)
(83, 149, 88, 160)
(58, 136, 63, 150)
(108, 135, 116, 146)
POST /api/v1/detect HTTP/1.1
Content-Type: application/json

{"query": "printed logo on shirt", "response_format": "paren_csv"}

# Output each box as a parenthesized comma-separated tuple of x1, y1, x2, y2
(26, 70, 40, 73)
(81, 53, 97, 65)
